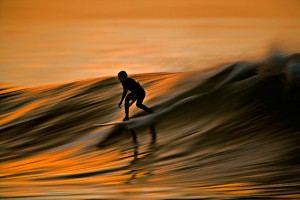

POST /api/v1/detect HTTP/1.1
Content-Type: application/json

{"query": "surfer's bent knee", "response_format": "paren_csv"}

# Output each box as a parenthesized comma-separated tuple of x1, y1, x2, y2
(136, 103, 142, 108)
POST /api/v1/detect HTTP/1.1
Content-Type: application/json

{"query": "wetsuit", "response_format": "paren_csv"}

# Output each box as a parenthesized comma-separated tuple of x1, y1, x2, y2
(121, 78, 152, 118)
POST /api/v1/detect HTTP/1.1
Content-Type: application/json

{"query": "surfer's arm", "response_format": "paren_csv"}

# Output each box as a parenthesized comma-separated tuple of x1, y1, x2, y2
(119, 89, 127, 105)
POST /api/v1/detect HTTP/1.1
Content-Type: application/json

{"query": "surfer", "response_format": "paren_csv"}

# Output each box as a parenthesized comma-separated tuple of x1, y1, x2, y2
(118, 71, 152, 121)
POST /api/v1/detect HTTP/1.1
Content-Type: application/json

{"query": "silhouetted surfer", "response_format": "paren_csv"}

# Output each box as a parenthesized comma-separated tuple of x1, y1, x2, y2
(118, 71, 152, 121)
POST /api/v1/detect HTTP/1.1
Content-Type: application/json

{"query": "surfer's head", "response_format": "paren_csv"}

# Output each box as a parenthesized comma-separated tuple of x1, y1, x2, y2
(118, 71, 128, 82)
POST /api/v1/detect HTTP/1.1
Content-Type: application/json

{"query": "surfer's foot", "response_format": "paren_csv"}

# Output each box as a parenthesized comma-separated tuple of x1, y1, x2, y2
(123, 116, 129, 121)
(146, 107, 153, 113)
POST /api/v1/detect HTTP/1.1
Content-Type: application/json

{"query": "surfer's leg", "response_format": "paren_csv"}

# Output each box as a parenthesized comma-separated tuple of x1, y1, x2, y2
(124, 93, 134, 120)
(136, 93, 152, 113)
(137, 103, 153, 113)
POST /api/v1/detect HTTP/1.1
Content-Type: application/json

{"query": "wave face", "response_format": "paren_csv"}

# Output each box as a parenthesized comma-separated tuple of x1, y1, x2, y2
(1, 53, 300, 200)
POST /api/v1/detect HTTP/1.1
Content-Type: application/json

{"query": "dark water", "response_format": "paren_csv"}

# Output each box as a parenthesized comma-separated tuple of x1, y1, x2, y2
(1, 53, 300, 199)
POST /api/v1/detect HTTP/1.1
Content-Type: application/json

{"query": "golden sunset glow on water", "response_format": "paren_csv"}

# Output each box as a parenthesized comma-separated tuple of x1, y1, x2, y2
(2, 0, 300, 20)
(1, 0, 300, 85)
(1, 1, 300, 200)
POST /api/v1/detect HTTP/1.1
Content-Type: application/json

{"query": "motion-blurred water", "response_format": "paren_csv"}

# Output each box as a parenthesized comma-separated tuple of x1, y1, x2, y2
(1, 53, 300, 199)
(1, 19, 300, 85)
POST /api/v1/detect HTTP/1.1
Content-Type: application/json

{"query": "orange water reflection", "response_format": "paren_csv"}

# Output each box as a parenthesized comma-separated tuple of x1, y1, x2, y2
(1, 19, 300, 86)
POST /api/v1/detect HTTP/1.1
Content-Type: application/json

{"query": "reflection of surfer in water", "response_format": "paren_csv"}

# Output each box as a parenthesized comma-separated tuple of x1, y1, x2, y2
(118, 71, 153, 121)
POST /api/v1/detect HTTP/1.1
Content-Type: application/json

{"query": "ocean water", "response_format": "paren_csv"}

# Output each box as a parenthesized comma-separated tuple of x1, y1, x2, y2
(1, 19, 300, 85)
(1, 52, 300, 199)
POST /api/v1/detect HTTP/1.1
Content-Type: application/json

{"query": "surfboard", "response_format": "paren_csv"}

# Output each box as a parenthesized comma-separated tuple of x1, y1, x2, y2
(95, 114, 151, 128)
(94, 120, 133, 127)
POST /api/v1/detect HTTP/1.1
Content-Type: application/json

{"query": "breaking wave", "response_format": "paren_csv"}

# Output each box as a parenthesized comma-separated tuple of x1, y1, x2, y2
(1, 53, 300, 199)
